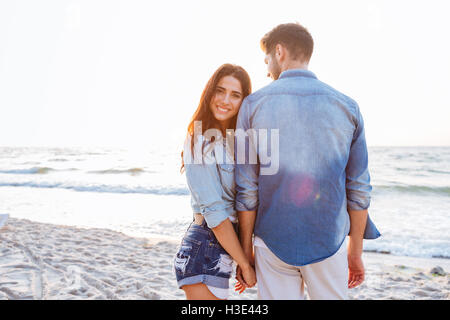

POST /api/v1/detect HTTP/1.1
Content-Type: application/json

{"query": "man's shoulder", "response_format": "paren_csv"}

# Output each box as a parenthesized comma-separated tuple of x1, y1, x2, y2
(244, 81, 277, 103)
(244, 77, 359, 111)
(242, 80, 294, 113)
(318, 80, 359, 110)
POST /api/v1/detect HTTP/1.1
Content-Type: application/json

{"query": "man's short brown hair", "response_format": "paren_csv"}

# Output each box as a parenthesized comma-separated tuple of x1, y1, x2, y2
(260, 23, 314, 63)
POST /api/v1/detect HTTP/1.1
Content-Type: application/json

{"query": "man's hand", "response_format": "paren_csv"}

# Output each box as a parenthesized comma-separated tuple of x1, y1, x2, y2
(235, 266, 245, 293)
(348, 254, 365, 288)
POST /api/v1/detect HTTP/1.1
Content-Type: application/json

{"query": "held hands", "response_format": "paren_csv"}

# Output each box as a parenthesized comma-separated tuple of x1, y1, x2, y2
(234, 245, 256, 294)
(235, 264, 256, 294)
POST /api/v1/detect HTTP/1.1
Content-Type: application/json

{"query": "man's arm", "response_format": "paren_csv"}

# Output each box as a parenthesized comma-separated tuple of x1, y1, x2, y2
(234, 98, 259, 291)
(347, 208, 367, 288)
(237, 210, 257, 264)
(345, 104, 371, 288)
(235, 210, 256, 292)
(234, 98, 259, 256)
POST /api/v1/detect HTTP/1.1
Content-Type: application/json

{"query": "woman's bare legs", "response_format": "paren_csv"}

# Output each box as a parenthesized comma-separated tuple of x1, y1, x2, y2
(182, 283, 224, 300)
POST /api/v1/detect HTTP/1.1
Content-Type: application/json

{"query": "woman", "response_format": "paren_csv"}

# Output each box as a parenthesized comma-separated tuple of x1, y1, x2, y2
(174, 64, 256, 300)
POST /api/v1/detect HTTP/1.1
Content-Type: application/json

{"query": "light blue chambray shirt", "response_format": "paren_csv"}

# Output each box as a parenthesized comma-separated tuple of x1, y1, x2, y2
(183, 134, 237, 229)
(235, 69, 380, 266)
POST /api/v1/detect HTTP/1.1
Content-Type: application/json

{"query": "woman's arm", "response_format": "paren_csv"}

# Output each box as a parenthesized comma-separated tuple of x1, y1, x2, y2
(184, 136, 230, 228)
(184, 137, 256, 287)
(211, 218, 256, 287)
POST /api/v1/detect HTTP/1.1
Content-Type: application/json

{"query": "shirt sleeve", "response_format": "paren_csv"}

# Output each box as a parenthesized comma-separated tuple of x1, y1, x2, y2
(183, 137, 229, 229)
(234, 98, 259, 212)
(345, 105, 372, 210)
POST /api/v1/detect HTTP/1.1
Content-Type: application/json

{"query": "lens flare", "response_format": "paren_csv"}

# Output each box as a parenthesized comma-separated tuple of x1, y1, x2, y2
(286, 174, 318, 207)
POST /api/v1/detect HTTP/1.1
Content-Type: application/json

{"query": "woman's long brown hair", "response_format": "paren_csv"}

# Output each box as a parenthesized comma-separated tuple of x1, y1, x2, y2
(181, 64, 252, 173)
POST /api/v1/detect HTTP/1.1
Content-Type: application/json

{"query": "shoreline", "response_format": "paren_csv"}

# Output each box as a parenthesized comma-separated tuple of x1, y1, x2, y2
(3, 215, 447, 262)
(1, 217, 449, 300)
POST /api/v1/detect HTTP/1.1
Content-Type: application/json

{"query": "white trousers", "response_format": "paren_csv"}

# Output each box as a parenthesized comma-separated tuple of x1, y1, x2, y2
(254, 238, 349, 300)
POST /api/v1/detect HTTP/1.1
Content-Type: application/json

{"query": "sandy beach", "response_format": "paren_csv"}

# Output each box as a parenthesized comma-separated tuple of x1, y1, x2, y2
(0, 217, 449, 300)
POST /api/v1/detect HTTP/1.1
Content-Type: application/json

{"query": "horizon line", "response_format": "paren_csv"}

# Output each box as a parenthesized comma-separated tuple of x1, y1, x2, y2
(1, 144, 450, 149)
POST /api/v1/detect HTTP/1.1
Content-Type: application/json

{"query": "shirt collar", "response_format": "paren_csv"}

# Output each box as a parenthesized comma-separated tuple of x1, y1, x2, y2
(278, 69, 317, 80)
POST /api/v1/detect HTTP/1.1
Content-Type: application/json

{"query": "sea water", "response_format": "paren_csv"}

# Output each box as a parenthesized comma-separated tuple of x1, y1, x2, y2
(0, 146, 449, 259)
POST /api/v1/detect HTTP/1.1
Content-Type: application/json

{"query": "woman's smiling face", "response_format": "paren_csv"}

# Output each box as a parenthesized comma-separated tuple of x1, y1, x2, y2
(209, 75, 243, 126)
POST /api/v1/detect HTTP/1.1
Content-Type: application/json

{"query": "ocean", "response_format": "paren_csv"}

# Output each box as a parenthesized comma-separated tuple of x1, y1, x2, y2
(0, 145, 449, 260)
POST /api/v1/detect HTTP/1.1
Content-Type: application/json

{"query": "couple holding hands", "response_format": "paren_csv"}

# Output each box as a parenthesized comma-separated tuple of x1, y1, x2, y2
(173, 22, 380, 300)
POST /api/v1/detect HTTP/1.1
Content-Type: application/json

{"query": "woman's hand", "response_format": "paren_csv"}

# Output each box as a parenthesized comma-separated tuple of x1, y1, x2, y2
(235, 276, 246, 294)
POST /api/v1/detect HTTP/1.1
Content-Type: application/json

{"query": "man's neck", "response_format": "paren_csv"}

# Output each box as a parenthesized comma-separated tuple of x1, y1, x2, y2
(281, 60, 309, 73)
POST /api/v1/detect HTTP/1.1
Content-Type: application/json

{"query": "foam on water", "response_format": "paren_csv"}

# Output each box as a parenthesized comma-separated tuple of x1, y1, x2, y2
(0, 146, 449, 259)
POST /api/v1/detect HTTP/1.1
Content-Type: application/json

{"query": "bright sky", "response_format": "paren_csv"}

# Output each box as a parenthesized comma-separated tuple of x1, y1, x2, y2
(1, 0, 449, 148)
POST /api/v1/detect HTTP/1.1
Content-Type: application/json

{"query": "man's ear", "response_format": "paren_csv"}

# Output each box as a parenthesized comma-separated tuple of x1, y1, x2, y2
(275, 43, 286, 63)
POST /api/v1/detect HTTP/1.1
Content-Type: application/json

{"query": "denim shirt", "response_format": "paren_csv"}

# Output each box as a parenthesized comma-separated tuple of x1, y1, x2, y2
(235, 69, 380, 266)
(183, 134, 237, 229)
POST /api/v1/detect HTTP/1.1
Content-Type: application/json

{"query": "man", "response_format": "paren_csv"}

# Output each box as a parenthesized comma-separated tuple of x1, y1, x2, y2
(235, 23, 380, 300)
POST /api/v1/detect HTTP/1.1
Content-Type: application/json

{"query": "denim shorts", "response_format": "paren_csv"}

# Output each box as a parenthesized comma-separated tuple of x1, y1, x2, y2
(174, 218, 237, 291)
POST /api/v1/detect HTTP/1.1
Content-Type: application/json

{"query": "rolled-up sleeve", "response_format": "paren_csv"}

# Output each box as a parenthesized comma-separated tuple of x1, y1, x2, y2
(234, 98, 259, 211)
(184, 142, 229, 228)
(345, 105, 372, 210)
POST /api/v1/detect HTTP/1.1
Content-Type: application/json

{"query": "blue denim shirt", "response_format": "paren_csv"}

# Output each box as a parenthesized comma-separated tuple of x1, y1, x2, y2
(235, 69, 380, 266)
(183, 135, 237, 229)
